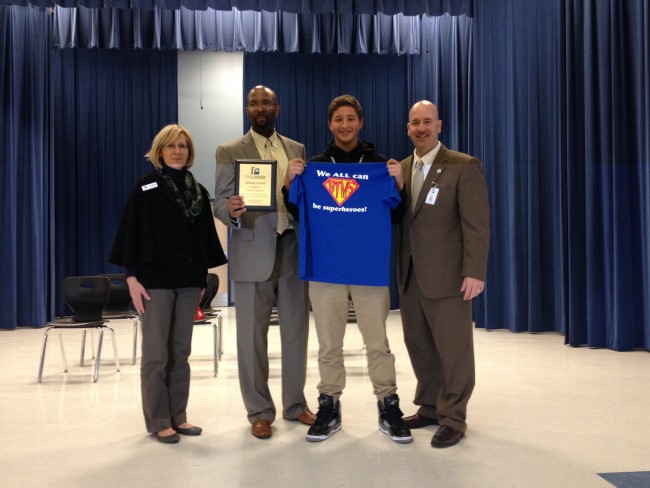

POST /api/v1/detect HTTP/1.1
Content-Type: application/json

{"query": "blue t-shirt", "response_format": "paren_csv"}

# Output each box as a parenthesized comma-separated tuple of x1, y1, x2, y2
(289, 162, 401, 286)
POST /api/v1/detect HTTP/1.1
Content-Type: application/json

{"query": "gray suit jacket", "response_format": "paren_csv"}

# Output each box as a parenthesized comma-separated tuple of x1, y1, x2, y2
(213, 129, 306, 282)
(398, 144, 490, 299)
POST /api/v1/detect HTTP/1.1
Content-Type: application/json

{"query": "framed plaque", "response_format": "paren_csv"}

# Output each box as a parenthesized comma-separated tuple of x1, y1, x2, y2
(234, 159, 277, 211)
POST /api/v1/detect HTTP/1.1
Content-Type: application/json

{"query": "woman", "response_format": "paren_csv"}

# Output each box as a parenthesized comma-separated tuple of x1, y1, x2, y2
(109, 124, 227, 444)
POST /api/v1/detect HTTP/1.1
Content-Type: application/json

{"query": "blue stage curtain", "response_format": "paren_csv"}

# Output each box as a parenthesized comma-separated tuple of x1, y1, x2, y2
(50, 48, 178, 316)
(409, 14, 473, 154)
(3, 0, 649, 349)
(472, 0, 650, 350)
(1, 0, 473, 16)
(471, 0, 566, 335)
(244, 51, 411, 160)
(561, 0, 650, 349)
(0, 6, 52, 329)
(52, 6, 421, 54)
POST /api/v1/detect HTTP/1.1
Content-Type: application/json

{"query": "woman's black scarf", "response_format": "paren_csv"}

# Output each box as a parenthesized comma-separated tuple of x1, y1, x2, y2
(157, 166, 203, 219)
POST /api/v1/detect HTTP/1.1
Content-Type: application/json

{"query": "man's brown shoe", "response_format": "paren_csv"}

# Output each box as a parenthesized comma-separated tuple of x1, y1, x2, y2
(431, 425, 464, 448)
(294, 408, 316, 425)
(251, 420, 272, 439)
(403, 413, 439, 429)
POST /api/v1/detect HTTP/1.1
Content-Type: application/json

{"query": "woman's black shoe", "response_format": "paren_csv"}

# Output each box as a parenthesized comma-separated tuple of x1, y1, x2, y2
(174, 425, 202, 436)
(153, 432, 180, 444)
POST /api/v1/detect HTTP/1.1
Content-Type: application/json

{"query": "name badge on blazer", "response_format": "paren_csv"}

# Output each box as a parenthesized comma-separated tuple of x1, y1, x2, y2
(141, 182, 158, 192)
(425, 187, 439, 205)
(425, 167, 444, 205)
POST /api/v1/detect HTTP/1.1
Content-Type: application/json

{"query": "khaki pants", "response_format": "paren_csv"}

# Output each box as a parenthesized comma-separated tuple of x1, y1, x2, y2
(309, 281, 397, 402)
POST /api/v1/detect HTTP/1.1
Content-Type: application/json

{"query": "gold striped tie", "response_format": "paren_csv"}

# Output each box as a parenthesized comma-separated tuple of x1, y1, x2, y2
(411, 159, 424, 211)
(265, 139, 289, 234)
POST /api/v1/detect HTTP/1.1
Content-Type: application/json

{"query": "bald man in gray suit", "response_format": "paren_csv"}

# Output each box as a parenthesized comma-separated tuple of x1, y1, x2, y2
(213, 86, 314, 439)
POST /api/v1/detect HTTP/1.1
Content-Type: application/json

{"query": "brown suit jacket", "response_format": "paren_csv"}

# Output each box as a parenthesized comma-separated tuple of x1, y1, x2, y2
(397, 144, 490, 298)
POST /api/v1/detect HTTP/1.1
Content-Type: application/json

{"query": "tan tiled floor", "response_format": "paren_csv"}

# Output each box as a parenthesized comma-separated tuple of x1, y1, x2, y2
(1, 308, 649, 488)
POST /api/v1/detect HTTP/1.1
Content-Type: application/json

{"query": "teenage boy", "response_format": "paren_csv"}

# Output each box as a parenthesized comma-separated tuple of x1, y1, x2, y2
(284, 95, 411, 443)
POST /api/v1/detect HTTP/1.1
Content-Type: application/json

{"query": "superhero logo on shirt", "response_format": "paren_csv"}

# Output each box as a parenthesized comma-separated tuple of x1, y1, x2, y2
(322, 178, 360, 206)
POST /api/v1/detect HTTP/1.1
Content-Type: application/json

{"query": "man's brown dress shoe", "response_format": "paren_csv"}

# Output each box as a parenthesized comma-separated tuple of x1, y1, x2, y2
(403, 413, 439, 429)
(251, 420, 272, 439)
(430, 425, 464, 448)
(294, 408, 316, 425)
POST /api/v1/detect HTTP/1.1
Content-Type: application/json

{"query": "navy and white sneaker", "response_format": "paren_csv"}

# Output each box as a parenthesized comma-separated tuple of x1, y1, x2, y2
(378, 394, 413, 444)
(306, 393, 342, 442)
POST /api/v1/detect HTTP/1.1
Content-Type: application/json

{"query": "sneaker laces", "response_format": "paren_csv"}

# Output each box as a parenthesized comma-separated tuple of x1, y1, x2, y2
(315, 395, 336, 425)
(382, 397, 405, 426)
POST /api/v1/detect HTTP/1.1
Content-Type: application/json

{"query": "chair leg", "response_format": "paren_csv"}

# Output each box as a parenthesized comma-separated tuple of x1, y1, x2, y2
(59, 333, 69, 372)
(217, 314, 223, 359)
(212, 321, 219, 377)
(108, 326, 120, 373)
(84, 330, 97, 362)
(93, 328, 104, 383)
(80, 330, 87, 366)
(37, 327, 52, 383)
(131, 317, 139, 365)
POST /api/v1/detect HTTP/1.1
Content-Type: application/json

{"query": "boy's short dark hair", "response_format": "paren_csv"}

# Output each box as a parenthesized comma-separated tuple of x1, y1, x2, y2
(328, 95, 363, 122)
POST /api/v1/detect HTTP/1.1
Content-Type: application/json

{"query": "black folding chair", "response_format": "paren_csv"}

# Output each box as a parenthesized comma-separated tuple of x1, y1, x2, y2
(100, 273, 140, 365)
(38, 276, 120, 383)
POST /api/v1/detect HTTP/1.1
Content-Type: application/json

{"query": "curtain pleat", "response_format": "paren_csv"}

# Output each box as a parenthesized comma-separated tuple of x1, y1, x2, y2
(561, 0, 650, 349)
(471, 0, 650, 350)
(1, 0, 473, 16)
(409, 15, 472, 151)
(0, 6, 52, 329)
(53, 6, 422, 54)
(471, 0, 568, 335)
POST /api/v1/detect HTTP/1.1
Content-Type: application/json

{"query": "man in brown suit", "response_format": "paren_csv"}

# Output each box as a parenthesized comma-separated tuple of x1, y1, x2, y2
(389, 100, 490, 447)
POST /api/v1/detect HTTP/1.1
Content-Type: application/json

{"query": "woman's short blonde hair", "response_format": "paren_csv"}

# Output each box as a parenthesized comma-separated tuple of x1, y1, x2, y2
(145, 124, 196, 169)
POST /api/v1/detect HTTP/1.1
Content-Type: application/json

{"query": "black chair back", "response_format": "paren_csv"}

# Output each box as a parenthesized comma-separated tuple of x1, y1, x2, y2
(200, 273, 219, 310)
(62, 276, 111, 322)
(100, 273, 134, 315)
